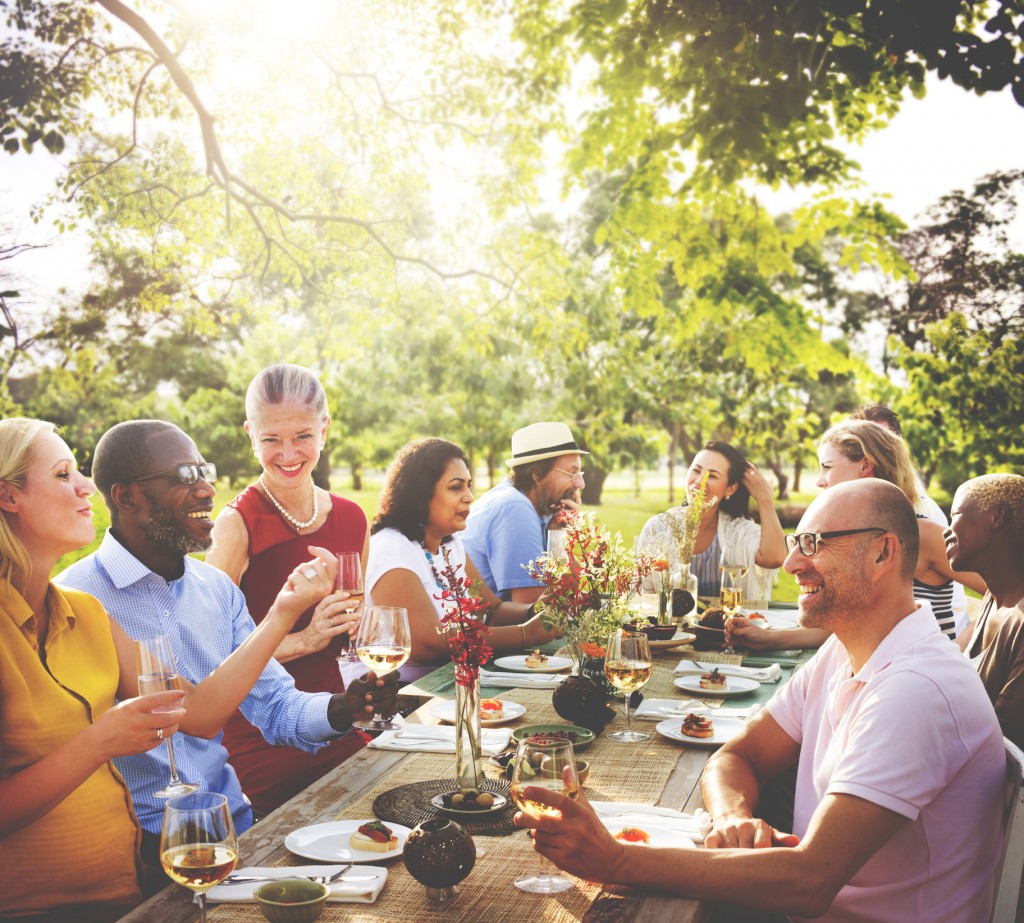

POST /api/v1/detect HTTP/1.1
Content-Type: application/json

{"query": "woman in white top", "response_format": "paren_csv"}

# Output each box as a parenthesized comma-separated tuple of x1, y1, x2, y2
(366, 439, 558, 685)
(637, 441, 787, 601)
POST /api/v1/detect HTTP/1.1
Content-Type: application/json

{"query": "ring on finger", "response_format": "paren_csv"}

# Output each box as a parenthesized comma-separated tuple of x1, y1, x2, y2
(302, 566, 318, 581)
(156, 727, 164, 741)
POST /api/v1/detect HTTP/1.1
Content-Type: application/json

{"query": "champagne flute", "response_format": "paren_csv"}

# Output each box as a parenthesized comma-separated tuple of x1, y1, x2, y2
(135, 635, 197, 798)
(604, 631, 653, 743)
(336, 550, 364, 662)
(509, 738, 580, 894)
(160, 792, 238, 923)
(353, 606, 410, 731)
(720, 562, 748, 653)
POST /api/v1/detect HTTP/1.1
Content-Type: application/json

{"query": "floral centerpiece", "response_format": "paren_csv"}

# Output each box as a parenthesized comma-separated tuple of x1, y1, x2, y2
(528, 509, 653, 680)
(432, 546, 493, 788)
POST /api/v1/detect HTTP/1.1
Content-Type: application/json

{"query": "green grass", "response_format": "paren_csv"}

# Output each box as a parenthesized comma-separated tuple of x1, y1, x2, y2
(54, 473, 801, 603)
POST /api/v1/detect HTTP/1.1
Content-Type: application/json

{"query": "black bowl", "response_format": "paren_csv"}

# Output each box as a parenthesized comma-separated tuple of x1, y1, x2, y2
(692, 625, 726, 652)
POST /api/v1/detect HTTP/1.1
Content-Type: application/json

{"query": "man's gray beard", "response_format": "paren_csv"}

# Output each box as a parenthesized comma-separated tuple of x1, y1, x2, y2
(142, 516, 211, 556)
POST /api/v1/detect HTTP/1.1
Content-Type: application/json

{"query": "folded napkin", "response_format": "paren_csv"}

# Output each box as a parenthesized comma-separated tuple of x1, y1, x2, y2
(591, 802, 713, 844)
(206, 865, 387, 904)
(368, 723, 512, 754)
(479, 669, 568, 689)
(673, 660, 781, 683)
(633, 698, 763, 721)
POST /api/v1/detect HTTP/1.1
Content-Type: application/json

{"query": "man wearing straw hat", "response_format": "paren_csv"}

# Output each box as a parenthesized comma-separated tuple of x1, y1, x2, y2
(463, 422, 587, 603)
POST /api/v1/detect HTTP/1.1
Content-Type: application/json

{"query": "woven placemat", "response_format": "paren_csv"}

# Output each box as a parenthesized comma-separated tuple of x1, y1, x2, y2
(373, 777, 517, 835)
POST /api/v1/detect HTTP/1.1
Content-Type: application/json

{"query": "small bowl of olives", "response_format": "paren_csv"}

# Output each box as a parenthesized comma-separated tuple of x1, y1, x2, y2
(431, 787, 509, 816)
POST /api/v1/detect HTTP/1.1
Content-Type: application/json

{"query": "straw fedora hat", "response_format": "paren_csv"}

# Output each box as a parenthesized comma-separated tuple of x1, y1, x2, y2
(505, 422, 589, 468)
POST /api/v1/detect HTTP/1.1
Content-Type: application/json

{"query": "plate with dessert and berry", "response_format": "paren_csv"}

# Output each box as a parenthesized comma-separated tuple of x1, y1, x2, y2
(285, 819, 411, 863)
(428, 697, 528, 727)
(654, 714, 747, 747)
(492, 652, 573, 673)
(673, 672, 760, 697)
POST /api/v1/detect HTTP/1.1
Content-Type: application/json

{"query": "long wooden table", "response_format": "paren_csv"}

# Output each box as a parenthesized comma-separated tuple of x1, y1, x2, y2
(117, 631, 812, 923)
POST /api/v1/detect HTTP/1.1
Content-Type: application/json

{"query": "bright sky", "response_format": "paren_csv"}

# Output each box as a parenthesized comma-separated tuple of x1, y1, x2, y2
(2, 70, 1023, 311)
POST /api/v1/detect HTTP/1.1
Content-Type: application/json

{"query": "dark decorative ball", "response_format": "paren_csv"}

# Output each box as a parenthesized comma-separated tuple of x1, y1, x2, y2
(403, 818, 476, 889)
(551, 675, 616, 734)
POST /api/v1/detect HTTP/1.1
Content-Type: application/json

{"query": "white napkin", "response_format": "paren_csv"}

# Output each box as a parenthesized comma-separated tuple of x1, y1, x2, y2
(591, 802, 713, 844)
(633, 698, 763, 721)
(367, 723, 512, 754)
(206, 865, 387, 904)
(479, 669, 568, 689)
(673, 660, 781, 683)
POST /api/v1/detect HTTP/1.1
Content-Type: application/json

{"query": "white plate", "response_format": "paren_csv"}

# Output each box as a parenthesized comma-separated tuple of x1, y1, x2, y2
(654, 716, 747, 748)
(740, 609, 799, 630)
(430, 792, 509, 816)
(673, 675, 761, 697)
(599, 817, 698, 848)
(492, 655, 573, 674)
(428, 698, 527, 726)
(285, 820, 412, 863)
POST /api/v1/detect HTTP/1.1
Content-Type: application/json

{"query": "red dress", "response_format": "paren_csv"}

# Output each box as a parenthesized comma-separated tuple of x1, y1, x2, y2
(219, 486, 369, 815)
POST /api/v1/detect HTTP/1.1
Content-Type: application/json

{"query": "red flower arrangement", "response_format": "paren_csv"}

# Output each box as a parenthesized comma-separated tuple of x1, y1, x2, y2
(433, 545, 493, 687)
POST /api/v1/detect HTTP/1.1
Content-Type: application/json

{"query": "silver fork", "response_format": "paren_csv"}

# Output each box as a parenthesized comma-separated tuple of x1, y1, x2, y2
(223, 863, 353, 885)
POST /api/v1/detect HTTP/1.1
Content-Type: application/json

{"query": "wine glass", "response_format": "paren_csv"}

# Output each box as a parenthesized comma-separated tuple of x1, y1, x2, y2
(604, 631, 653, 742)
(546, 529, 568, 562)
(720, 562, 748, 653)
(336, 550, 364, 662)
(353, 606, 410, 731)
(160, 791, 238, 923)
(135, 635, 198, 798)
(509, 738, 580, 893)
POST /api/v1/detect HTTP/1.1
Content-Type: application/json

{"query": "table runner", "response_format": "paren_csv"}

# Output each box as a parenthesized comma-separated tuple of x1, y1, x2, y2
(203, 655, 794, 923)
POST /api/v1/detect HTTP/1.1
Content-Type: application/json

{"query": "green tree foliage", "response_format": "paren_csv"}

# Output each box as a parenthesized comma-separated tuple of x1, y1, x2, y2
(892, 313, 1024, 492)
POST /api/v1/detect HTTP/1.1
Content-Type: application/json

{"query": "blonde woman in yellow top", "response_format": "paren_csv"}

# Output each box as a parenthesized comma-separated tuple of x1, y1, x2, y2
(0, 418, 334, 922)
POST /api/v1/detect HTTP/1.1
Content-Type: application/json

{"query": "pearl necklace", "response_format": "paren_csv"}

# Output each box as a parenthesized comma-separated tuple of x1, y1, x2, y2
(259, 473, 319, 531)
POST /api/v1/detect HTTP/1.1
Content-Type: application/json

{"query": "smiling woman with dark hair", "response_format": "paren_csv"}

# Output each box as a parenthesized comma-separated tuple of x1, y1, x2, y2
(637, 440, 786, 601)
(366, 438, 559, 684)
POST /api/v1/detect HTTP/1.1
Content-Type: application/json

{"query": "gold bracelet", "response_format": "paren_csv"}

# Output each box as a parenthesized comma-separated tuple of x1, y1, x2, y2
(520, 624, 527, 649)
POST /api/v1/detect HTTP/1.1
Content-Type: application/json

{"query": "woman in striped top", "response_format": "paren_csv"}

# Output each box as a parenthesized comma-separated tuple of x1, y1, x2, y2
(816, 421, 986, 640)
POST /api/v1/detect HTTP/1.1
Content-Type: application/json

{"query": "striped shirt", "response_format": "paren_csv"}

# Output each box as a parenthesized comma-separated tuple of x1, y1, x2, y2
(58, 530, 337, 835)
(913, 578, 957, 640)
(691, 532, 722, 599)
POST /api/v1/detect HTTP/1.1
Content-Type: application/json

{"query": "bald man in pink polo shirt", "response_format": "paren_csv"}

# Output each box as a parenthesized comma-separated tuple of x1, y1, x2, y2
(514, 480, 1005, 921)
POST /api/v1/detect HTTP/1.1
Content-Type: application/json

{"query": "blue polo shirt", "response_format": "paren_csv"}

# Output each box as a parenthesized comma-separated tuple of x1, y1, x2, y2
(462, 481, 547, 599)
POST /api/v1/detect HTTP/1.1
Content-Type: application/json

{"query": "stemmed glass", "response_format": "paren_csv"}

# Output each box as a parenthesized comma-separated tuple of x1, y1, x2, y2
(604, 631, 653, 743)
(353, 606, 410, 731)
(509, 738, 580, 893)
(720, 562, 748, 653)
(135, 635, 197, 798)
(160, 791, 238, 923)
(336, 550, 364, 662)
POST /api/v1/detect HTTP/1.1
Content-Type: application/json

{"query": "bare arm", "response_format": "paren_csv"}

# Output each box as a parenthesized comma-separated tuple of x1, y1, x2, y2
(509, 585, 544, 605)
(206, 505, 250, 583)
(726, 618, 830, 652)
(745, 465, 787, 568)
(463, 555, 559, 652)
(0, 689, 185, 837)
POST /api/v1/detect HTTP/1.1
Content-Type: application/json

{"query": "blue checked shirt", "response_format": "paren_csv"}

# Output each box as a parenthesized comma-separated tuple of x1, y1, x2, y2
(58, 530, 338, 835)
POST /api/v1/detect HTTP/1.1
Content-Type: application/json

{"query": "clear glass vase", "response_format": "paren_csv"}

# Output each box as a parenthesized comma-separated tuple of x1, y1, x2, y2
(670, 558, 699, 626)
(454, 677, 482, 788)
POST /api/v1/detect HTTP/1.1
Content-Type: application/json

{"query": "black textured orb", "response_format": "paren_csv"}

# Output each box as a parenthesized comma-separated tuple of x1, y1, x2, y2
(403, 818, 476, 889)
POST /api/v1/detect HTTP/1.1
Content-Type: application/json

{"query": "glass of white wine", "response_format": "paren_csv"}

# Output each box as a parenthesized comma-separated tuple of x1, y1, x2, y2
(135, 635, 197, 798)
(720, 562, 748, 653)
(604, 630, 653, 743)
(336, 550, 364, 662)
(353, 605, 410, 731)
(160, 791, 238, 923)
(509, 737, 580, 894)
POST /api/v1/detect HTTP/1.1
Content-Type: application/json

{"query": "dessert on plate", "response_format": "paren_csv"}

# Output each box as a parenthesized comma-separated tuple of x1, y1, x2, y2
(349, 820, 398, 852)
(699, 668, 727, 690)
(680, 713, 715, 738)
(524, 649, 549, 668)
(614, 827, 651, 844)
(480, 698, 505, 720)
